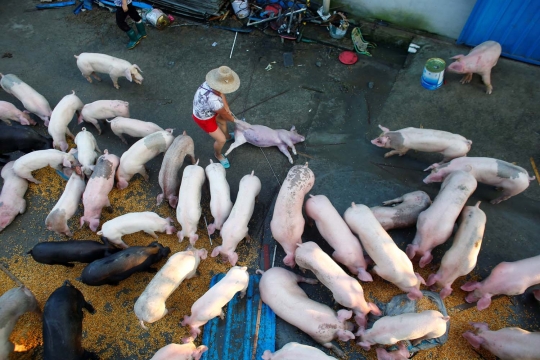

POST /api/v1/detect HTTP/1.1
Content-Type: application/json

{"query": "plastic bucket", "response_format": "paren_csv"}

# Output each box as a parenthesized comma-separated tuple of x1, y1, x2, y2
(232, 0, 251, 19)
(329, 23, 347, 39)
(421, 58, 446, 90)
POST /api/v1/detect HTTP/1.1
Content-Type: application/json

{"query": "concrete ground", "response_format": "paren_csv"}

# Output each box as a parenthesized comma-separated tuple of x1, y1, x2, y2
(1, 0, 539, 359)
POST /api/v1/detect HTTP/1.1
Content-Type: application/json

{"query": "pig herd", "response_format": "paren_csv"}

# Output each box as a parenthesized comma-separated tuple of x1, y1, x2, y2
(0, 49, 539, 360)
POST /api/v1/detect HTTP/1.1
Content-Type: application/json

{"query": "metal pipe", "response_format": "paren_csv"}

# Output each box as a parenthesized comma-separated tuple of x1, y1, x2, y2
(323, 0, 330, 14)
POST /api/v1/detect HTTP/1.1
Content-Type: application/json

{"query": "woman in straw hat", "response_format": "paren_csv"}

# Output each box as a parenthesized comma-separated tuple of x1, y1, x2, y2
(193, 66, 240, 169)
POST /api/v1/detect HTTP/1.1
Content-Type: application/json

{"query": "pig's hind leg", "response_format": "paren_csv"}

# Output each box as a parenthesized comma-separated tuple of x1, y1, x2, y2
(480, 72, 493, 94)
(91, 72, 102, 82)
(276, 144, 294, 164)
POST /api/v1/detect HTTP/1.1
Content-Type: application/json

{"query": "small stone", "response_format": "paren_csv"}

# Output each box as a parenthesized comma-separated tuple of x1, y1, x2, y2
(368, 81, 374, 89)
(168, 61, 175, 66)
(315, 61, 322, 67)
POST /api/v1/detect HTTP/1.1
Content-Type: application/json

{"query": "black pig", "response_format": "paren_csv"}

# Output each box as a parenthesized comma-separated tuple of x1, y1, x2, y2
(0, 124, 52, 164)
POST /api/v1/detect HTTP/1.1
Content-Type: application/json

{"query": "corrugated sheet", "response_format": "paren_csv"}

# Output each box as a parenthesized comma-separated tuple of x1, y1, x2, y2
(457, 0, 540, 65)
(146, 0, 227, 20)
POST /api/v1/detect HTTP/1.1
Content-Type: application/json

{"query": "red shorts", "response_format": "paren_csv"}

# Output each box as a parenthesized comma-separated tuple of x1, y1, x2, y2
(192, 114, 218, 133)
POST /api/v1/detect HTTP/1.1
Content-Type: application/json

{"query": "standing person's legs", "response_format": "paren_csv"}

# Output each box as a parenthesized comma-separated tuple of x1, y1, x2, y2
(115, 5, 142, 49)
(216, 114, 232, 140)
(115, 7, 131, 31)
(208, 129, 227, 161)
(126, 4, 147, 39)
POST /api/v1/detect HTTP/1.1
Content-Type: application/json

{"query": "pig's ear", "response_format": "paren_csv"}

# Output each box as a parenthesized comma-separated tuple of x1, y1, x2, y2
(62, 156, 72, 168)
(337, 309, 353, 322)
(124, 69, 133, 82)
(451, 54, 465, 61)
(134, 64, 143, 73)
(290, 125, 296, 132)
(199, 249, 208, 260)
(336, 329, 355, 341)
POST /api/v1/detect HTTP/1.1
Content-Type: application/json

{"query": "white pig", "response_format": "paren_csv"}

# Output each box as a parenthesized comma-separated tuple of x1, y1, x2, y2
(262, 342, 337, 360)
(371, 125, 472, 164)
(176, 160, 205, 245)
(74, 53, 144, 90)
(0, 101, 35, 126)
(258, 267, 355, 357)
(426, 201, 486, 299)
(344, 203, 425, 300)
(12, 149, 79, 184)
(463, 323, 540, 359)
(270, 163, 315, 267)
(461, 254, 540, 311)
(0, 73, 52, 125)
(447, 41, 502, 94)
(150, 342, 208, 360)
(48, 91, 84, 152)
(74, 128, 101, 176)
(375, 343, 410, 360)
(210, 171, 260, 265)
(357, 311, 449, 350)
(79, 100, 130, 134)
(407, 171, 477, 268)
(116, 129, 174, 190)
(107, 117, 164, 144)
(295, 241, 381, 328)
(97, 212, 176, 249)
(0, 162, 28, 232)
(181, 266, 249, 342)
(157, 132, 196, 208)
(45, 172, 86, 237)
(424, 157, 535, 204)
(135, 247, 207, 329)
(80, 150, 119, 232)
(305, 194, 372, 281)
(205, 159, 233, 234)
(371, 191, 431, 231)
(0, 286, 40, 359)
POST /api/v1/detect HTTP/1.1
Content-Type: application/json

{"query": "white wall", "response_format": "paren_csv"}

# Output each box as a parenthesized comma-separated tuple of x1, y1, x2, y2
(334, 0, 478, 39)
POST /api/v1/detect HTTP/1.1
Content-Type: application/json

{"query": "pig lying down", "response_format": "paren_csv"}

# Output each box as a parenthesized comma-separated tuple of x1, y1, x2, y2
(0, 162, 28, 233)
(150, 342, 208, 360)
(371, 125, 472, 164)
(225, 120, 305, 164)
(0, 73, 52, 124)
(75, 52, 143, 89)
(424, 157, 535, 204)
(447, 41, 502, 95)
(79, 100, 130, 134)
(0, 101, 35, 126)
(370, 191, 431, 231)
(463, 322, 540, 359)
(262, 342, 337, 360)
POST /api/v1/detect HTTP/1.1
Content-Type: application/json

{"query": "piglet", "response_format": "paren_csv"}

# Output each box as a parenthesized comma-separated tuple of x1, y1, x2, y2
(107, 117, 164, 144)
(371, 125, 472, 164)
(157, 131, 195, 208)
(211, 171, 260, 265)
(408, 170, 477, 267)
(447, 41, 502, 94)
(75, 52, 143, 90)
(424, 157, 535, 204)
(0, 126, 52, 162)
(80, 150, 120, 232)
(45, 172, 86, 236)
(79, 100, 130, 134)
(376, 343, 410, 360)
(463, 322, 540, 359)
(176, 160, 206, 244)
(344, 203, 424, 300)
(48, 91, 84, 152)
(357, 311, 449, 351)
(461, 254, 540, 310)
(0, 73, 52, 125)
(305, 194, 372, 281)
(259, 267, 355, 357)
(295, 241, 381, 328)
(135, 246, 207, 329)
(0, 101, 35, 126)
(262, 342, 337, 360)
(74, 127, 101, 176)
(150, 342, 208, 360)
(42, 280, 96, 360)
(0, 162, 28, 232)
(116, 129, 174, 190)
(426, 201, 486, 299)
(0, 286, 40, 359)
(97, 211, 176, 249)
(182, 266, 249, 342)
(225, 120, 305, 164)
(371, 191, 431, 231)
(271, 163, 315, 267)
(80, 242, 171, 286)
(12, 149, 79, 184)
(204, 159, 233, 233)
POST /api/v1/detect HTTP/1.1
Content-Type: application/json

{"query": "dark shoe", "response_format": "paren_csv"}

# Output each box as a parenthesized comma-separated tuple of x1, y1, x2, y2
(126, 28, 142, 49)
(135, 22, 147, 39)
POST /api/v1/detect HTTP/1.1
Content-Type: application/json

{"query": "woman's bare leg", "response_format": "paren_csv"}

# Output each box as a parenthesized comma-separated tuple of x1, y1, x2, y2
(216, 114, 232, 140)
(208, 128, 227, 160)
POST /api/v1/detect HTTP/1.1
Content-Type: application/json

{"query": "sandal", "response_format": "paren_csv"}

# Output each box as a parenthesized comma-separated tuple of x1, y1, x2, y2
(217, 155, 230, 169)
(226, 132, 235, 142)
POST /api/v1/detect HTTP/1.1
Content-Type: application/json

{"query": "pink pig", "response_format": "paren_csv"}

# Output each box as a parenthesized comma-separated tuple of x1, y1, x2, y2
(79, 100, 130, 134)
(107, 117, 164, 144)
(75, 53, 143, 90)
(305, 194, 372, 281)
(45, 172, 86, 237)
(270, 163, 315, 267)
(463, 323, 540, 359)
(48, 91, 84, 152)
(371, 191, 431, 231)
(424, 157, 535, 204)
(0, 101, 35, 126)
(149, 342, 208, 360)
(0, 162, 28, 232)
(295, 241, 381, 328)
(204, 159, 233, 233)
(262, 342, 337, 360)
(407, 170, 477, 268)
(447, 41, 502, 94)
(461, 254, 540, 311)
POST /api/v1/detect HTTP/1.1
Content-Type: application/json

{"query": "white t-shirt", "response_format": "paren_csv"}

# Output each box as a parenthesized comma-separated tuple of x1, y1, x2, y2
(193, 82, 224, 120)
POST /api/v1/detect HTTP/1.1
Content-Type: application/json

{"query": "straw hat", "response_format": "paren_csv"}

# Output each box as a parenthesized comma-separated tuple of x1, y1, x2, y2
(206, 66, 240, 94)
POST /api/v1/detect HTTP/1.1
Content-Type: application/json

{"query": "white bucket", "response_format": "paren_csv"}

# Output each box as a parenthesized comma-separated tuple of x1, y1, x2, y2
(232, 0, 251, 19)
